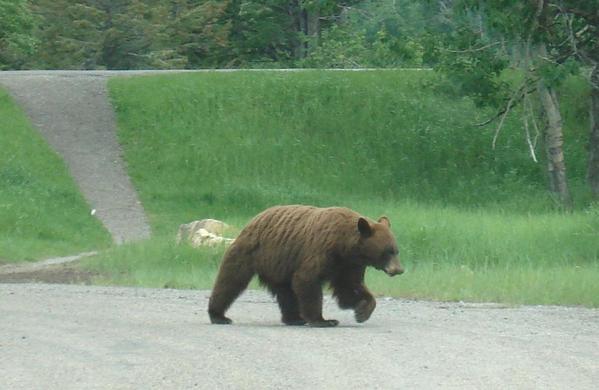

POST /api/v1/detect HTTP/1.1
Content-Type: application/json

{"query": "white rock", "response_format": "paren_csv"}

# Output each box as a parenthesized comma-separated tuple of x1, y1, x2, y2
(176, 219, 234, 248)
(190, 228, 235, 248)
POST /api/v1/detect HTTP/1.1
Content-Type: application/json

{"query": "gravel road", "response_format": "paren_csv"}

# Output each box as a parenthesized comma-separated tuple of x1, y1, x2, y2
(1, 283, 597, 389)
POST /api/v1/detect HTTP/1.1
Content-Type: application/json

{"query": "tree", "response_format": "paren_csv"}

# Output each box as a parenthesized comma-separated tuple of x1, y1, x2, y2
(555, 1, 599, 199)
(100, 0, 184, 69)
(300, 0, 429, 68)
(31, 0, 107, 69)
(436, 0, 588, 208)
(26, 0, 365, 69)
(31, 0, 184, 69)
(0, 0, 37, 69)
(590, 65, 599, 199)
(171, 0, 363, 67)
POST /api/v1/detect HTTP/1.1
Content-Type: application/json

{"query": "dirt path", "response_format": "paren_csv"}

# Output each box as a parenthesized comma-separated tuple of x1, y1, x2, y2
(0, 254, 98, 284)
(1, 284, 597, 389)
(0, 71, 152, 244)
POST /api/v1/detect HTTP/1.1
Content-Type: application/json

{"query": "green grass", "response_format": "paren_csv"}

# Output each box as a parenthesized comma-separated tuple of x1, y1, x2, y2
(0, 88, 112, 262)
(83, 238, 225, 289)
(83, 199, 599, 307)
(362, 201, 599, 307)
(81, 70, 599, 307)
(366, 262, 599, 307)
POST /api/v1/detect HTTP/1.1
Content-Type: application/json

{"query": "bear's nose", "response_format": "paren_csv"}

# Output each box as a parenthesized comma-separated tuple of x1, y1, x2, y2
(384, 261, 404, 276)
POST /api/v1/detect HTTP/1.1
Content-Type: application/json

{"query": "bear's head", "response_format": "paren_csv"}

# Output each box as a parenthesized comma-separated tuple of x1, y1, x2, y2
(357, 216, 404, 276)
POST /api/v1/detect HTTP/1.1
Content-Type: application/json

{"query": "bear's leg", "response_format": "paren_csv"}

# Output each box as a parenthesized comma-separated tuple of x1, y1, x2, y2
(270, 284, 305, 326)
(334, 286, 376, 323)
(208, 250, 254, 325)
(331, 266, 377, 323)
(292, 275, 338, 327)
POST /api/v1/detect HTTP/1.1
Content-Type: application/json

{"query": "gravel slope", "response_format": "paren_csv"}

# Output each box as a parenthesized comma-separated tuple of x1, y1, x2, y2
(0, 71, 152, 244)
(1, 284, 597, 389)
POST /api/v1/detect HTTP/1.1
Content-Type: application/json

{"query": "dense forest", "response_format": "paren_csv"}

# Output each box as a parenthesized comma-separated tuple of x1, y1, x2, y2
(1, 0, 598, 207)
(2, 0, 439, 70)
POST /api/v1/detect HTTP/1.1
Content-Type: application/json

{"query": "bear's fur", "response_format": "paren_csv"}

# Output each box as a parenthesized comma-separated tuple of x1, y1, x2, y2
(208, 205, 403, 327)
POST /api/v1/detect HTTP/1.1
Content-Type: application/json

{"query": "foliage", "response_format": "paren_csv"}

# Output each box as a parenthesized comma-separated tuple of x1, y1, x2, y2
(5, 0, 599, 73)
(433, 0, 596, 106)
(171, 0, 234, 68)
(301, 0, 430, 68)
(29, 0, 187, 69)
(0, 0, 37, 69)
(30, 0, 105, 69)
(426, 0, 599, 206)
(21, 0, 365, 69)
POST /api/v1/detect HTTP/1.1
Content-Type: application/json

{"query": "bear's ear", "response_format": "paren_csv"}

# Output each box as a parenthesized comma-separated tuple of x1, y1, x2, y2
(378, 216, 391, 228)
(357, 217, 372, 237)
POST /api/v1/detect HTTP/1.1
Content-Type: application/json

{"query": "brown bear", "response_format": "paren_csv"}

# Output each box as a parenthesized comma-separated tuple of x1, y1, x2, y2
(208, 205, 404, 327)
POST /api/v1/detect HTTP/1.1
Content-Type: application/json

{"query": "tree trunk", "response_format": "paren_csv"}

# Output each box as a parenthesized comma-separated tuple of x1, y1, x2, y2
(291, 0, 305, 59)
(305, 7, 319, 54)
(588, 64, 599, 199)
(292, 3, 319, 60)
(538, 78, 572, 209)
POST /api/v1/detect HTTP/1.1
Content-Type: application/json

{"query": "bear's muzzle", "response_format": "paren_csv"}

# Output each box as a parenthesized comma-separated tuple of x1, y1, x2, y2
(384, 258, 404, 276)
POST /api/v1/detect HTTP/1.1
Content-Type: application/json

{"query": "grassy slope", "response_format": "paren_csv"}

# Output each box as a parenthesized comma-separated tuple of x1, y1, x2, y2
(0, 88, 111, 261)
(85, 70, 599, 307)
(108, 70, 557, 234)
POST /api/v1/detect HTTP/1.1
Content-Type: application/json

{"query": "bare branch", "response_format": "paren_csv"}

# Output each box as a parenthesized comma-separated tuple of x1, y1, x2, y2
(475, 84, 537, 127)
(523, 92, 539, 162)
(559, 6, 599, 25)
(562, 8, 595, 65)
(526, 92, 541, 149)
(492, 85, 520, 149)
(538, 55, 560, 65)
(575, 25, 590, 38)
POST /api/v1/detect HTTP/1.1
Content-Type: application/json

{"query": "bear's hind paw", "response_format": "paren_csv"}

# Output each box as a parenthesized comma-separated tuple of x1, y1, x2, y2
(283, 318, 307, 326)
(308, 319, 339, 328)
(210, 315, 233, 325)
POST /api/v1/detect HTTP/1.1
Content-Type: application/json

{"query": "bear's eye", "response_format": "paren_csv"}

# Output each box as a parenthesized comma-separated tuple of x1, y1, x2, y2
(383, 247, 395, 257)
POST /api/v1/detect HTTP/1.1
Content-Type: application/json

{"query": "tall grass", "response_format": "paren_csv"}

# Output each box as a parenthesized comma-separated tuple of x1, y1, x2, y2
(0, 88, 111, 261)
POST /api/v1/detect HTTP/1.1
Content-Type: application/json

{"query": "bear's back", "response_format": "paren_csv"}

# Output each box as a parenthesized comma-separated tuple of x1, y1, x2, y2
(234, 205, 360, 280)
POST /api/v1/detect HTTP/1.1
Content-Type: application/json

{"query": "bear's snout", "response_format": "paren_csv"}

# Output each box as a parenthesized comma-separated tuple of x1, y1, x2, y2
(384, 259, 404, 276)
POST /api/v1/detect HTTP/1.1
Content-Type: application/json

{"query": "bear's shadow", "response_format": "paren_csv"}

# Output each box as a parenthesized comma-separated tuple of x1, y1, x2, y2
(201, 321, 375, 329)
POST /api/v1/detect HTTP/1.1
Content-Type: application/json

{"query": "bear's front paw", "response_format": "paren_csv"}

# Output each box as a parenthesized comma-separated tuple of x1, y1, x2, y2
(308, 319, 339, 327)
(354, 298, 376, 323)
